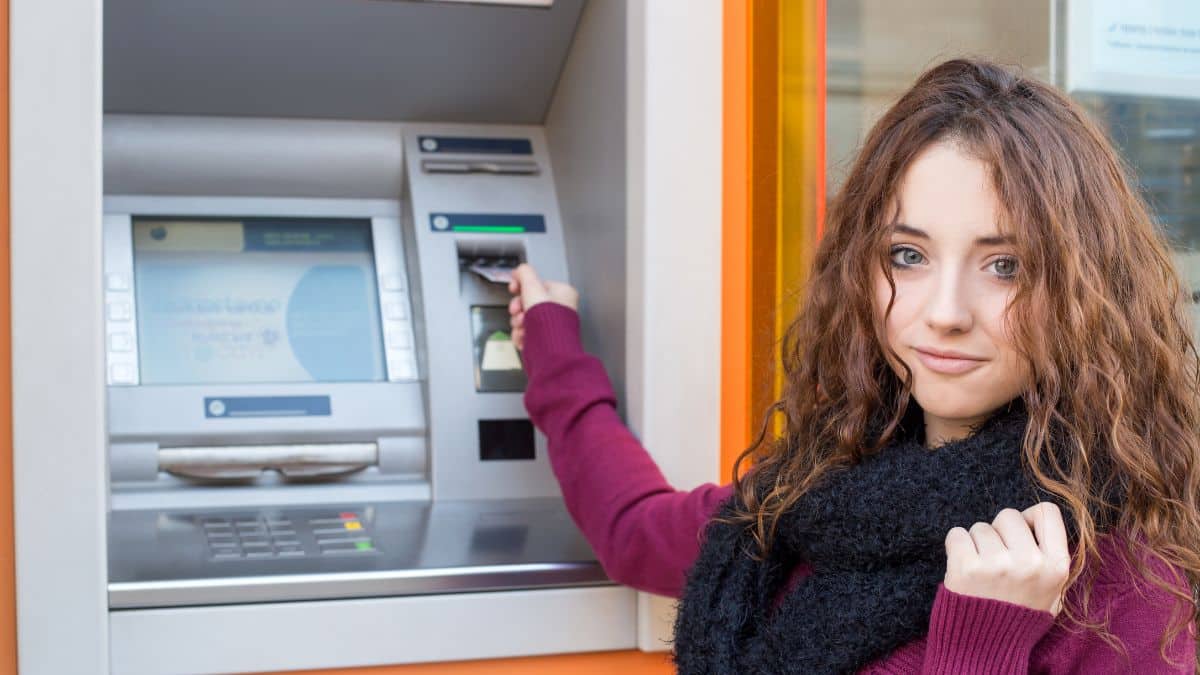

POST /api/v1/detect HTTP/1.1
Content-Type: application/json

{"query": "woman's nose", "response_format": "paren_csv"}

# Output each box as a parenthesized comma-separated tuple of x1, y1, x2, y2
(923, 268, 974, 333)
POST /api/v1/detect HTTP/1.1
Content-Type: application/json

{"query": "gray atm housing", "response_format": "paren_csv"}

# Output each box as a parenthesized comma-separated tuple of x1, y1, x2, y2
(105, 119, 608, 607)
(85, 1, 642, 672)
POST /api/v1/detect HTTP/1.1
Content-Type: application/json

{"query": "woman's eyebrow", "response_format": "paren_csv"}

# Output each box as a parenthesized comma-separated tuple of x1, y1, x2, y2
(891, 222, 1014, 246)
(974, 233, 1012, 246)
(891, 223, 929, 239)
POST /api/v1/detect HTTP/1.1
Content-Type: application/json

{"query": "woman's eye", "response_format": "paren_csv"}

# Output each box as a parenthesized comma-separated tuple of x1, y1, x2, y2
(889, 246, 924, 267)
(992, 257, 1018, 279)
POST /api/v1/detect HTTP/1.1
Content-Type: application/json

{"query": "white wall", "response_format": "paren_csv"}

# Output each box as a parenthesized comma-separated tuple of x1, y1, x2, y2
(11, 0, 110, 672)
(625, 0, 723, 651)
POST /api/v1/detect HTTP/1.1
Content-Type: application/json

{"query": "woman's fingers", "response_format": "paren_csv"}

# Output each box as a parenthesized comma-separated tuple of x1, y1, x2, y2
(991, 508, 1039, 558)
(509, 306, 525, 351)
(1023, 502, 1070, 572)
(968, 521, 1006, 558)
(511, 263, 551, 309)
(944, 526, 977, 574)
(943, 503, 1072, 615)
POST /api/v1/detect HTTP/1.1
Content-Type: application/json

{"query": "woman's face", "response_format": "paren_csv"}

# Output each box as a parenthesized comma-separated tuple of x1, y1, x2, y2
(873, 140, 1032, 446)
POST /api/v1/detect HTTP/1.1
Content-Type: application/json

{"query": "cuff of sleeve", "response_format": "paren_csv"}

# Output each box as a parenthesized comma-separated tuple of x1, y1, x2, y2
(922, 583, 1056, 674)
(521, 302, 584, 378)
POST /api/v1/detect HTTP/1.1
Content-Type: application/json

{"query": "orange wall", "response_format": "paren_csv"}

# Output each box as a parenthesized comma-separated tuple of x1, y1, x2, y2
(720, 0, 752, 481)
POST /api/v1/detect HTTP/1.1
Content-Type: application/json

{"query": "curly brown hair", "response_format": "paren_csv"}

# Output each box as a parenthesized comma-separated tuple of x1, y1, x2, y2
(728, 57, 1200, 664)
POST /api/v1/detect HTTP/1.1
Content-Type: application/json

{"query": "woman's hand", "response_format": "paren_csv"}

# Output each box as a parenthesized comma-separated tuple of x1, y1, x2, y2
(507, 263, 579, 351)
(943, 502, 1071, 615)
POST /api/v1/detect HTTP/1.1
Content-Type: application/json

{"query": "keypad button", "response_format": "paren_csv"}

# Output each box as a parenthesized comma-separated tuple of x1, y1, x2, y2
(106, 274, 130, 291)
(213, 550, 242, 560)
(309, 518, 348, 526)
(319, 543, 360, 554)
(317, 536, 372, 545)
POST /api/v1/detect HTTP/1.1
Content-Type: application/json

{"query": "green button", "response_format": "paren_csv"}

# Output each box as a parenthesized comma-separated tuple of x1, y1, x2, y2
(355, 540, 374, 551)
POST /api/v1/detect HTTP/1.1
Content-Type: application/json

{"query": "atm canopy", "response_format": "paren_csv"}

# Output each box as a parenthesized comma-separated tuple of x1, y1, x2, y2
(103, 0, 586, 123)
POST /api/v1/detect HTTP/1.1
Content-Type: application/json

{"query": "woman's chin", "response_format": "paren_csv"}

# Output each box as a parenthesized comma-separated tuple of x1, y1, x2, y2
(910, 388, 1007, 423)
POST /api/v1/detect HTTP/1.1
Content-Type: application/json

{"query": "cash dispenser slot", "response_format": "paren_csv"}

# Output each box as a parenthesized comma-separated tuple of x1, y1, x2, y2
(159, 443, 379, 481)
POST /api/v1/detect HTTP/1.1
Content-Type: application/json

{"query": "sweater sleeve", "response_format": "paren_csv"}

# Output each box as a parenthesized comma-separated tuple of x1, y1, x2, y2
(520, 302, 734, 598)
(1029, 544, 1198, 674)
(919, 583, 1057, 674)
(1053, 584, 1197, 674)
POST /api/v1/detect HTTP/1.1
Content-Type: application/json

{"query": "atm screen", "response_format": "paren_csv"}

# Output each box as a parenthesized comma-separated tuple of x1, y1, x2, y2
(132, 216, 386, 385)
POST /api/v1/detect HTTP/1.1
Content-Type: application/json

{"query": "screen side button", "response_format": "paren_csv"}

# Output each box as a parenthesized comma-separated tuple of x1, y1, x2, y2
(109, 363, 135, 385)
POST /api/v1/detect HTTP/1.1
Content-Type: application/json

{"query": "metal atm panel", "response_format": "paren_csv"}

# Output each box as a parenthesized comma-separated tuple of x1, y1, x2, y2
(102, 126, 610, 611)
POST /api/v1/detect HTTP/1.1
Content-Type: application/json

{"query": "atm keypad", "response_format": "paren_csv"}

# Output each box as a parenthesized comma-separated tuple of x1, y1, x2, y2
(199, 511, 378, 560)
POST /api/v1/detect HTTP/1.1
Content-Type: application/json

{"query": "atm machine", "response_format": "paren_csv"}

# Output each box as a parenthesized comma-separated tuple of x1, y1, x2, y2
(104, 121, 604, 608)
(97, 1, 640, 673)
(98, 117, 642, 669)
(12, 1, 725, 673)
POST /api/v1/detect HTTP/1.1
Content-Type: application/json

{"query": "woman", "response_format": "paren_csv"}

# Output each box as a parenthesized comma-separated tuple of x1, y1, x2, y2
(507, 58, 1199, 673)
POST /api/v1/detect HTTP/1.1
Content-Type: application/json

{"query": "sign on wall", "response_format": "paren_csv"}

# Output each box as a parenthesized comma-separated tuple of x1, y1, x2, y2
(1066, 0, 1200, 99)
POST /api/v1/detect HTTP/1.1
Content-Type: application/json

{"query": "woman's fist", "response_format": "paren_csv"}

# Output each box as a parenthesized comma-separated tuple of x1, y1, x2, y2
(507, 263, 579, 351)
(943, 502, 1071, 615)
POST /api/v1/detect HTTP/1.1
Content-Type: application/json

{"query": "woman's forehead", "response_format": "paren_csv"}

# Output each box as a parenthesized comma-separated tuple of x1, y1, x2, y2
(890, 142, 1004, 243)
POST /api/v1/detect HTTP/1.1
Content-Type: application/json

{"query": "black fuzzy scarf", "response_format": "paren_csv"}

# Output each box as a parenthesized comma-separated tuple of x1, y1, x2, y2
(672, 399, 1059, 674)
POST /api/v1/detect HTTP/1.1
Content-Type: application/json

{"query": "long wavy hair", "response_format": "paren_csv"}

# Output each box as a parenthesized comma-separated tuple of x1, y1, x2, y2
(727, 57, 1200, 663)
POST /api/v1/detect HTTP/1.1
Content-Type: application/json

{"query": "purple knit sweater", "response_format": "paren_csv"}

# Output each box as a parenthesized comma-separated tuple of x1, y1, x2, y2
(521, 302, 1197, 673)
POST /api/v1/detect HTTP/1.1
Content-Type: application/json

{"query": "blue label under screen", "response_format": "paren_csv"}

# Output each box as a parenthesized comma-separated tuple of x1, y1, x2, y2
(132, 217, 386, 385)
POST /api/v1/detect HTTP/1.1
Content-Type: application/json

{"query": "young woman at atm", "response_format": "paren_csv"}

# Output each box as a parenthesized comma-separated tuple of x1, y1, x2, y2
(507, 58, 1200, 673)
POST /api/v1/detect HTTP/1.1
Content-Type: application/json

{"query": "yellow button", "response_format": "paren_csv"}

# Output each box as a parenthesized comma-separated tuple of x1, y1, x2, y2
(344, 522, 363, 531)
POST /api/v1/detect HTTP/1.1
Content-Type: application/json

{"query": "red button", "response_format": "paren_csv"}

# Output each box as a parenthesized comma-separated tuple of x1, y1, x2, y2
(339, 512, 358, 520)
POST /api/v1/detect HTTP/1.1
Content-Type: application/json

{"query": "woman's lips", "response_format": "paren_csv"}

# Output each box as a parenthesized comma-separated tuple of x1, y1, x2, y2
(914, 348, 987, 375)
